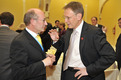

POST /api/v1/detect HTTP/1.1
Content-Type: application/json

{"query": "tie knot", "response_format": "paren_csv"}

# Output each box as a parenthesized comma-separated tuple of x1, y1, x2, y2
(36, 35, 40, 38)
(73, 30, 78, 35)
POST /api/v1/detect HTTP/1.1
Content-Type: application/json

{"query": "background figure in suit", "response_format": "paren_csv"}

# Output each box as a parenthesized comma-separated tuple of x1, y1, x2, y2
(59, 22, 66, 38)
(91, 16, 107, 34)
(16, 23, 26, 33)
(53, 20, 60, 32)
(10, 8, 55, 80)
(0, 12, 19, 80)
(116, 18, 121, 70)
(91, 16, 103, 29)
(40, 22, 53, 52)
(49, 1, 116, 80)
(53, 22, 66, 65)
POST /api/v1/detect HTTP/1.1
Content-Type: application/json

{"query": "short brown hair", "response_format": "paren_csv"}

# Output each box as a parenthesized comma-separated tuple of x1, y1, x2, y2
(24, 10, 38, 26)
(118, 18, 121, 21)
(63, 1, 84, 18)
(0, 12, 14, 26)
(60, 22, 65, 28)
(91, 16, 98, 21)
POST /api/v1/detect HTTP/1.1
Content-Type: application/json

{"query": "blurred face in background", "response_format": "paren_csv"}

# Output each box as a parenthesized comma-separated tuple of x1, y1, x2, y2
(59, 25, 64, 30)
(91, 17, 97, 26)
(118, 19, 121, 28)
(55, 21, 60, 27)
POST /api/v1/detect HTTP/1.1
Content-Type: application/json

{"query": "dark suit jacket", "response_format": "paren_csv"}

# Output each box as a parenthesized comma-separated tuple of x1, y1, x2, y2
(40, 22, 53, 52)
(10, 29, 46, 80)
(116, 34, 121, 70)
(53, 22, 116, 80)
(0, 26, 18, 80)
(98, 24, 103, 29)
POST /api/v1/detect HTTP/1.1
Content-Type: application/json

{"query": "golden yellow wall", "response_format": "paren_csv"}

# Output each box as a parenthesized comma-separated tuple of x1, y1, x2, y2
(48, 0, 99, 26)
(0, 0, 23, 30)
(1, 0, 118, 47)
(0, 0, 39, 30)
(0, 0, 99, 30)
(101, 0, 121, 47)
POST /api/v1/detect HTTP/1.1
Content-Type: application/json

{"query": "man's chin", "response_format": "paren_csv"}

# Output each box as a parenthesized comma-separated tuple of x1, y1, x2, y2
(68, 26, 73, 29)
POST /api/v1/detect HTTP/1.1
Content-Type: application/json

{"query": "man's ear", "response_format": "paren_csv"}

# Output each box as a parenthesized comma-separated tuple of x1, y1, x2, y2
(30, 18, 36, 26)
(77, 13, 82, 20)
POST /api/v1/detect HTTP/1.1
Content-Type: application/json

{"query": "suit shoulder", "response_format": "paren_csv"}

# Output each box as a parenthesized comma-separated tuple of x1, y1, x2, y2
(84, 22, 99, 31)
(9, 29, 19, 35)
(84, 22, 103, 35)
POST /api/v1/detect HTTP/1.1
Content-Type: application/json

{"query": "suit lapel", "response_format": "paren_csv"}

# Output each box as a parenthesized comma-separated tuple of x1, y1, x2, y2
(23, 30, 46, 57)
(80, 22, 88, 55)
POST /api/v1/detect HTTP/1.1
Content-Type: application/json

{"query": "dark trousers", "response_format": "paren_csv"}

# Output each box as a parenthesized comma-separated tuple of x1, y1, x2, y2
(61, 67, 91, 80)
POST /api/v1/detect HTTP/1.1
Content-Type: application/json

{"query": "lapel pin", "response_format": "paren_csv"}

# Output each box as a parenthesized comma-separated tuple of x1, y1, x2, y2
(81, 37, 84, 40)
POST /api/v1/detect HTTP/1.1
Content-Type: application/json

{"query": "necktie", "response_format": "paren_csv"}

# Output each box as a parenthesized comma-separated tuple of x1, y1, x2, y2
(36, 35, 44, 51)
(63, 30, 77, 71)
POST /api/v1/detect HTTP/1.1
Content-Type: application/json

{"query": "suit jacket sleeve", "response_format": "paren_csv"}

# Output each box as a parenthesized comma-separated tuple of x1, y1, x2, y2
(10, 38, 46, 80)
(116, 34, 121, 69)
(86, 28, 116, 77)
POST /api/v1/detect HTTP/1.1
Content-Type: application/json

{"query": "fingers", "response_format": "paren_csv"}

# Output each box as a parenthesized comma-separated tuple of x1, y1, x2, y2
(75, 71, 83, 80)
(75, 71, 81, 77)
(48, 29, 57, 34)
(42, 56, 55, 66)
(77, 74, 83, 80)
(48, 29, 59, 41)
(74, 68, 88, 79)
(47, 54, 56, 62)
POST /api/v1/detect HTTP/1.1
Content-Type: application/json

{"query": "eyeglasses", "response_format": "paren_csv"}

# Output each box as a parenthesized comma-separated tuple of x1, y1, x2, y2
(63, 15, 76, 20)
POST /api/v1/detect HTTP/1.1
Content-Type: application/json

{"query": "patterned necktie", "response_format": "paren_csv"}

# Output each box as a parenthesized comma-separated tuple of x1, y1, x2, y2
(36, 35, 44, 51)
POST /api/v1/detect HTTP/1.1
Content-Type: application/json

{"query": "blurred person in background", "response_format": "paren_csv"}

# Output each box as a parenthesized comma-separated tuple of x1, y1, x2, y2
(40, 22, 53, 52)
(0, 12, 19, 80)
(116, 17, 121, 71)
(59, 22, 66, 37)
(53, 20, 60, 32)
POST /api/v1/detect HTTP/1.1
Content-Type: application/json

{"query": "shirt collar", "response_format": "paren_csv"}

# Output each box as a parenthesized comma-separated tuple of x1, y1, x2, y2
(73, 20, 84, 34)
(95, 24, 98, 27)
(0, 25, 9, 28)
(25, 27, 38, 38)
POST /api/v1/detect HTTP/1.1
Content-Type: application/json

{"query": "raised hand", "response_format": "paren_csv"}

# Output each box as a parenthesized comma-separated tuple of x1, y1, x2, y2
(48, 29, 59, 41)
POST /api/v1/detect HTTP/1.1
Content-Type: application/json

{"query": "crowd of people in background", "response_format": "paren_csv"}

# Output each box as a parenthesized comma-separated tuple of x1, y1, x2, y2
(0, 1, 121, 80)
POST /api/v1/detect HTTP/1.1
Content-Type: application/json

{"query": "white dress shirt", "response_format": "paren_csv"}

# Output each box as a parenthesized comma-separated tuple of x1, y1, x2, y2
(68, 20, 85, 68)
(25, 27, 38, 40)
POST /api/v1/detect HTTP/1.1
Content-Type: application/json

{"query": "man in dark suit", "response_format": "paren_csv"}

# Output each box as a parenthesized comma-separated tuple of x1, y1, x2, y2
(116, 18, 121, 70)
(49, 1, 116, 80)
(40, 22, 53, 52)
(0, 12, 19, 80)
(91, 17, 107, 37)
(53, 20, 60, 32)
(10, 8, 55, 80)
(91, 16, 103, 29)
